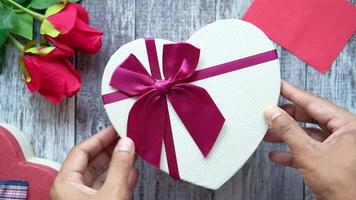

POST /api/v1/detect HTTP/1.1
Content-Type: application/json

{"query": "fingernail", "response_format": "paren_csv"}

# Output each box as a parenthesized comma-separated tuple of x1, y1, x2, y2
(266, 127, 276, 134)
(264, 106, 282, 125)
(115, 137, 133, 153)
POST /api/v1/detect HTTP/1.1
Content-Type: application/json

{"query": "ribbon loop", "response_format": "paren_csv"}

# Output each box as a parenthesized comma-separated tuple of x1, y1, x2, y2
(109, 54, 154, 96)
(163, 43, 200, 81)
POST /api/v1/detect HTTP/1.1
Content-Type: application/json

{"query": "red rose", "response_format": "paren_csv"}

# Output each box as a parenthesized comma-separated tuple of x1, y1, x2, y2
(41, 2, 103, 54)
(22, 47, 81, 104)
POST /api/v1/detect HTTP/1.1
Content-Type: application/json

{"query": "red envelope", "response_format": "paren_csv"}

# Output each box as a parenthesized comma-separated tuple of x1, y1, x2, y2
(243, 0, 356, 73)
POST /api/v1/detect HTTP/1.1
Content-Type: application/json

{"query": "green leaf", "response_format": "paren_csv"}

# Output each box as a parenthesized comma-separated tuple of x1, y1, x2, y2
(11, 12, 33, 40)
(15, 0, 32, 7)
(69, 0, 80, 2)
(29, 0, 61, 9)
(14, 0, 27, 4)
(0, 7, 17, 47)
(0, 45, 5, 74)
(0, 30, 8, 48)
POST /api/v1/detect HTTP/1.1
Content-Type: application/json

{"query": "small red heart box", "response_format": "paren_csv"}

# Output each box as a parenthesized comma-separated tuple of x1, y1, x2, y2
(0, 123, 60, 200)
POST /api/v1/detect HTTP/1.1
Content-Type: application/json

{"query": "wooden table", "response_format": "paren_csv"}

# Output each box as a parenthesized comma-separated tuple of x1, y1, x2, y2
(0, 0, 355, 199)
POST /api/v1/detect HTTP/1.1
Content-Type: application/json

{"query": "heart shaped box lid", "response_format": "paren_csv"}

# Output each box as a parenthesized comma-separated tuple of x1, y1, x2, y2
(101, 19, 281, 189)
(0, 123, 60, 200)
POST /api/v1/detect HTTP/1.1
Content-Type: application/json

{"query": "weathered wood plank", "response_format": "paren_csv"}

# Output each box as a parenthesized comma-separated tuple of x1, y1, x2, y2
(215, 0, 305, 199)
(0, 43, 75, 163)
(134, 0, 216, 199)
(75, 0, 135, 141)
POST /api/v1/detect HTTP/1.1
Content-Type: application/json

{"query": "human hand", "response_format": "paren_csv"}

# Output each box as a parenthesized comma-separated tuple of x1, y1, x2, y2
(264, 81, 356, 200)
(50, 127, 139, 200)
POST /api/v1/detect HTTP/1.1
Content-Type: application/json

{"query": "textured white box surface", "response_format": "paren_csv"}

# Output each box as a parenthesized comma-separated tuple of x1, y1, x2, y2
(102, 19, 281, 189)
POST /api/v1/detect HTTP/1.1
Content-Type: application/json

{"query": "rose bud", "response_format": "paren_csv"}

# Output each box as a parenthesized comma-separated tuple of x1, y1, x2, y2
(40, 2, 103, 54)
(20, 46, 81, 104)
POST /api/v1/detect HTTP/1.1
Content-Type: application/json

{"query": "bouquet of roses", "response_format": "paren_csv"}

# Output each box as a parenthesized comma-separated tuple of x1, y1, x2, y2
(0, 0, 102, 104)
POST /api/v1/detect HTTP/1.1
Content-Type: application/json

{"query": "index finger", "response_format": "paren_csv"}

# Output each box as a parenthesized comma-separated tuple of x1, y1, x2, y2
(60, 126, 119, 176)
(281, 81, 351, 129)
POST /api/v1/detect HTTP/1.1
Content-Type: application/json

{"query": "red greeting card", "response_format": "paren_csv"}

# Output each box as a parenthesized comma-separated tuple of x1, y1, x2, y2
(243, 0, 356, 73)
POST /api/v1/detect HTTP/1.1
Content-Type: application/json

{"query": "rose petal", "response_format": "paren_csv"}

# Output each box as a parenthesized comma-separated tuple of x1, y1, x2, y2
(47, 3, 77, 34)
(23, 54, 81, 104)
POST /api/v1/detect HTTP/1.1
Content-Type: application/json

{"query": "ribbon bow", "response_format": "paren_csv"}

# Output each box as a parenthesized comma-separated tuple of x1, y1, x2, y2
(109, 39, 225, 178)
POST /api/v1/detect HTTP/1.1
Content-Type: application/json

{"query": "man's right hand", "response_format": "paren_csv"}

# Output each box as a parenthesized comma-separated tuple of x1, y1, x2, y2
(264, 81, 356, 200)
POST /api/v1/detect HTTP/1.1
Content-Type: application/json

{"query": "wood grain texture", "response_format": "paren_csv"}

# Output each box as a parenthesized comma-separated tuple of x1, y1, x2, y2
(75, 0, 135, 142)
(0, 0, 355, 199)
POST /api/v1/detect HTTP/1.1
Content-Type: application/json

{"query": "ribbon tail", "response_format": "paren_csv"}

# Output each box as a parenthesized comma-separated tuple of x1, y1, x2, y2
(127, 90, 165, 168)
(127, 90, 180, 179)
(162, 99, 180, 179)
(169, 83, 225, 157)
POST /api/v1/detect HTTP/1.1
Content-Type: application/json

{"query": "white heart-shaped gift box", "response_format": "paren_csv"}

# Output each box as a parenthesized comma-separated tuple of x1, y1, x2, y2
(101, 19, 280, 189)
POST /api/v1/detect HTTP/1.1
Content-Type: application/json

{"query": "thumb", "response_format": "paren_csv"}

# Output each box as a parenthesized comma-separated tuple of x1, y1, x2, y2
(264, 106, 316, 153)
(101, 137, 135, 192)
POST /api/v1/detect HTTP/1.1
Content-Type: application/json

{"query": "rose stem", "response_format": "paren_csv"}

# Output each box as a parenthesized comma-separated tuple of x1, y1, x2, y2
(8, 34, 24, 52)
(4, 0, 45, 21)
(8, 35, 32, 82)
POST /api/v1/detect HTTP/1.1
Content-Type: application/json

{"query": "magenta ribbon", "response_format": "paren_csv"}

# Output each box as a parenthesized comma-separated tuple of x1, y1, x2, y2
(103, 38, 278, 179)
